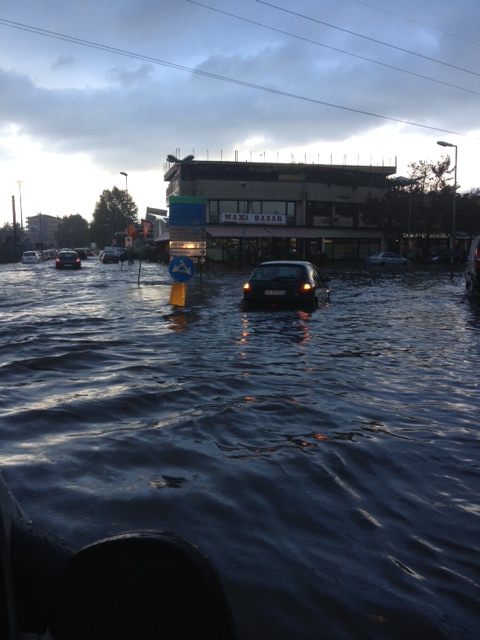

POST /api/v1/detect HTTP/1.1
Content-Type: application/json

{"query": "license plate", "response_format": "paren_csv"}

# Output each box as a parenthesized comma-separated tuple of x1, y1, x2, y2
(264, 290, 285, 295)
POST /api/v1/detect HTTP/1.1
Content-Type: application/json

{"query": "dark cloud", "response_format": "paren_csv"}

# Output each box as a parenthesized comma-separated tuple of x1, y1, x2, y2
(1, 0, 479, 223)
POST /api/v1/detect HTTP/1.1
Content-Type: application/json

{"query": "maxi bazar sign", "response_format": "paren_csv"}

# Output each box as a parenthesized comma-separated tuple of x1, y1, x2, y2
(220, 212, 286, 225)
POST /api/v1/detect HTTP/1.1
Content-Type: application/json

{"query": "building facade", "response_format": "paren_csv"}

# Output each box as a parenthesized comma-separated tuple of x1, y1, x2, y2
(162, 160, 397, 264)
(26, 214, 59, 249)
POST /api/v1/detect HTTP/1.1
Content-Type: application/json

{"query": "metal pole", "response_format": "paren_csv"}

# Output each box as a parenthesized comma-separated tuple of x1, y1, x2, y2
(241, 182, 246, 267)
(17, 181, 23, 229)
(451, 146, 457, 279)
(437, 141, 457, 279)
(120, 172, 128, 192)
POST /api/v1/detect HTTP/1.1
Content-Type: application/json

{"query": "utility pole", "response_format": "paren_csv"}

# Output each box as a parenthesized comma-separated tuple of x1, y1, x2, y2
(12, 196, 17, 245)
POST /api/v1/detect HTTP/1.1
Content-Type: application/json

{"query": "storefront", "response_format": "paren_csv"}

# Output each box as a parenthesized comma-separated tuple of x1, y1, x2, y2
(160, 158, 396, 264)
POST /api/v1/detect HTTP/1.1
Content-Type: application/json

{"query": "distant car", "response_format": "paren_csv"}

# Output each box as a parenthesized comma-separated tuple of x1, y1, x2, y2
(465, 235, 480, 293)
(55, 250, 81, 269)
(74, 248, 88, 260)
(242, 260, 330, 309)
(364, 252, 408, 266)
(101, 250, 120, 264)
(425, 248, 465, 265)
(21, 251, 43, 264)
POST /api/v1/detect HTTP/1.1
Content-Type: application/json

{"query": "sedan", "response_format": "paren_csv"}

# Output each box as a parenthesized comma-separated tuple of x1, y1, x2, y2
(364, 252, 408, 266)
(101, 250, 120, 264)
(242, 260, 330, 310)
(55, 250, 81, 269)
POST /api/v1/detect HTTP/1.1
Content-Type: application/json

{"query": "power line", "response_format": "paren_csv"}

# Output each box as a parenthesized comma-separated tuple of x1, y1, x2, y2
(0, 17, 477, 140)
(349, 0, 480, 48)
(256, 0, 480, 78)
(187, 0, 480, 96)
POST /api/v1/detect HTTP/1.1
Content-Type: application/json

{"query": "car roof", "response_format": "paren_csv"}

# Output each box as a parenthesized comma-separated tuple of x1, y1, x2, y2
(256, 260, 314, 267)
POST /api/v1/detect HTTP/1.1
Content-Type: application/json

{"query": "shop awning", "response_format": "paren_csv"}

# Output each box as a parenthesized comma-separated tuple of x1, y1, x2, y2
(207, 226, 272, 238)
(206, 226, 323, 239)
(155, 226, 323, 242)
(265, 228, 322, 238)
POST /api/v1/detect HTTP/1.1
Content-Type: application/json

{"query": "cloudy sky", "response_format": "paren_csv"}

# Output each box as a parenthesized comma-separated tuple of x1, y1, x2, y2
(1, 0, 479, 228)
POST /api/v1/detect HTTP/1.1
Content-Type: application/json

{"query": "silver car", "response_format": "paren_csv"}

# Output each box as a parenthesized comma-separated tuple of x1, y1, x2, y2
(364, 252, 408, 266)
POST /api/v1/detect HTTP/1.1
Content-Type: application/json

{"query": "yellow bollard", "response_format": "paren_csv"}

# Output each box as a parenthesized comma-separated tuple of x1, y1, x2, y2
(169, 282, 187, 306)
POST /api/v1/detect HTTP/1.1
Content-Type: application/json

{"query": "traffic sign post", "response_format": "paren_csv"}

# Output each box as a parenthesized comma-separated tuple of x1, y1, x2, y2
(168, 256, 195, 283)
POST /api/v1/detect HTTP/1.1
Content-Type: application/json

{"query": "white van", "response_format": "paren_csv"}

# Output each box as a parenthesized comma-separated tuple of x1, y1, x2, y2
(465, 235, 480, 292)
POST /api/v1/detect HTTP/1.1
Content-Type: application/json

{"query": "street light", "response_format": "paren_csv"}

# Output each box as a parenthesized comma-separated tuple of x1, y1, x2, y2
(120, 171, 128, 192)
(389, 176, 421, 259)
(241, 182, 246, 267)
(437, 141, 458, 278)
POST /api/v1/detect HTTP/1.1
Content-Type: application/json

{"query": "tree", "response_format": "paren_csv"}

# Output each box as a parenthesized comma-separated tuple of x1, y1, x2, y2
(55, 214, 90, 248)
(89, 187, 138, 248)
(361, 157, 462, 257)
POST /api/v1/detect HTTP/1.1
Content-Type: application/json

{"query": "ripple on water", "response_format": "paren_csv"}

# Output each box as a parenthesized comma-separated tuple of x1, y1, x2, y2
(0, 264, 479, 639)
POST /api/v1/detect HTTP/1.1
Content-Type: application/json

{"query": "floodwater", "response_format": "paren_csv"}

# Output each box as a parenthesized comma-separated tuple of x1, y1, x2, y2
(1, 258, 479, 639)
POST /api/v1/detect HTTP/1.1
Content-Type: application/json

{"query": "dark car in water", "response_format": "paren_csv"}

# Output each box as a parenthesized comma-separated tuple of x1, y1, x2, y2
(55, 250, 81, 270)
(101, 250, 120, 264)
(425, 248, 465, 265)
(74, 248, 88, 260)
(242, 260, 330, 310)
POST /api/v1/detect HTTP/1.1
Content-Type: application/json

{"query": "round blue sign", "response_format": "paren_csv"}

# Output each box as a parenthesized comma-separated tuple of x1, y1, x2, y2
(168, 256, 195, 283)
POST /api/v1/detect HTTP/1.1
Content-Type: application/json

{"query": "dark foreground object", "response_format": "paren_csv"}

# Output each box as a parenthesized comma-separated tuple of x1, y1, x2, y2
(0, 472, 236, 639)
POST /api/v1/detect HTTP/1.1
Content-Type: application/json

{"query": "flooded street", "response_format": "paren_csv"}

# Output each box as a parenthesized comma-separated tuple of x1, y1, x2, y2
(1, 258, 479, 639)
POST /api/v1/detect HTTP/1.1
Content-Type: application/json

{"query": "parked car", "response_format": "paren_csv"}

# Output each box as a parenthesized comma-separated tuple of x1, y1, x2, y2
(425, 248, 465, 265)
(364, 252, 408, 266)
(55, 250, 81, 270)
(465, 235, 480, 293)
(101, 250, 120, 264)
(74, 248, 88, 260)
(21, 251, 43, 264)
(242, 261, 330, 309)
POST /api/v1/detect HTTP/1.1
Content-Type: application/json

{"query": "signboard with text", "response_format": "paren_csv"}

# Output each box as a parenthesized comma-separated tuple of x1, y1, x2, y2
(169, 196, 207, 260)
(220, 212, 286, 225)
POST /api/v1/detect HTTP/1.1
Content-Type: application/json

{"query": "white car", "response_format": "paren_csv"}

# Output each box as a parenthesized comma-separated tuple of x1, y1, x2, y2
(364, 252, 408, 266)
(21, 251, 43, 264)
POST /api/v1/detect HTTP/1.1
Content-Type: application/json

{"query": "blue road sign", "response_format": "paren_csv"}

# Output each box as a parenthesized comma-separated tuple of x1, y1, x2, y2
(168, 255, 195, 283)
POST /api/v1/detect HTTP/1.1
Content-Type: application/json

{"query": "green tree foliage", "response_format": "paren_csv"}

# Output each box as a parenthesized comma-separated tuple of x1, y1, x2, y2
(89, 187, 138, 248)
(55, 214, 90, 248)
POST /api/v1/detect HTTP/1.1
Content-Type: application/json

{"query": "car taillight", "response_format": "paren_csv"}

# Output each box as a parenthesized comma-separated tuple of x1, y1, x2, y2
(243, 283, 251, 291)
(300, 283, 312, 292)
(475, 248, 480, 269)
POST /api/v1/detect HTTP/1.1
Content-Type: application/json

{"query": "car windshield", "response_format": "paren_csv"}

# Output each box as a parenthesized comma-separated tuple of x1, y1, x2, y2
(252, 265, 305, 281)
(59, 252, 77, 258)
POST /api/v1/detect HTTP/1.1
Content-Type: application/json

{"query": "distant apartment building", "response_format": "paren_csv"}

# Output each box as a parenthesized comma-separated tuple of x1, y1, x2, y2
(26, 214, 59, 248)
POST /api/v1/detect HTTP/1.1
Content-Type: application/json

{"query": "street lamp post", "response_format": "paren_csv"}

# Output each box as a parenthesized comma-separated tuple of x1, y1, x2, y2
(389, 176, 421, 259)
(241, 182, 246, 267)
(120, 171, 128, 192)
(437, 141, 458, 278)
